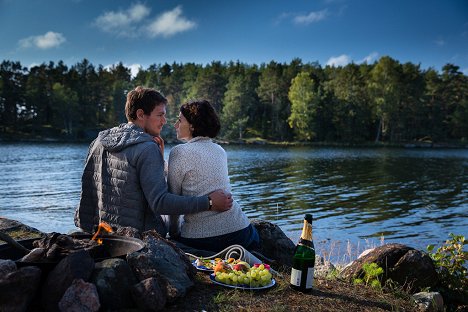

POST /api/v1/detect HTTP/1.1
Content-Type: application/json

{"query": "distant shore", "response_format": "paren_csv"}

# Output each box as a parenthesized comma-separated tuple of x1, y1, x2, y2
(1, 133, 467, 149)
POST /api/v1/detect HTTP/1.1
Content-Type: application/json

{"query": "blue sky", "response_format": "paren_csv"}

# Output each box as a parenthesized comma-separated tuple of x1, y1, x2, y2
(1, 0, 467, 76)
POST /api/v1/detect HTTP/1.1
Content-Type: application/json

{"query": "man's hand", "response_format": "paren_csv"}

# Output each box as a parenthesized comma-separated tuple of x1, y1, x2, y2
(208, 189, 233, 212)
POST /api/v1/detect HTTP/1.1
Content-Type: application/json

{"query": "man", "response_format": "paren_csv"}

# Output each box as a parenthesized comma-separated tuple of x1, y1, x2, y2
(75, 86, 232, 236)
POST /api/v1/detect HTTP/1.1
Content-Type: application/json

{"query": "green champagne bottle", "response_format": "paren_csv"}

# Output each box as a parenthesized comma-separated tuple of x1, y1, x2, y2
(290, 214, 315, 293)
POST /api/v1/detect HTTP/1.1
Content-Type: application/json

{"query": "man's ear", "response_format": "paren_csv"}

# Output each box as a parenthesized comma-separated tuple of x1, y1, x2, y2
(136, 109, 145, 120)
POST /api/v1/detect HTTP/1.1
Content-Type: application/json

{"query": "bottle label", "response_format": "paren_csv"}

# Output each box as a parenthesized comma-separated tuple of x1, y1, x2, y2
(290, 268, 314, 289)
(290, 268, 302, 286)
(306, 267, 314, 288)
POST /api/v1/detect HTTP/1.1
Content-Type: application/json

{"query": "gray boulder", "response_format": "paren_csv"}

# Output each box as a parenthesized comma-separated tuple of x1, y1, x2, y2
(58, 278, 100, 312)
(0, 259, 17, 276)
(91, 258, 137, 310)
(41, 250, 95, 312)
(251, 219, 295, 268)
(340, 243, 438, 292)
(412, 292, 444, 312)
(131, 277, 167, 311)
(0, 217, 44, 242)
(0, 266, 42, 312)
(127, 230, 195, 302)
(127, 251, 181, 302)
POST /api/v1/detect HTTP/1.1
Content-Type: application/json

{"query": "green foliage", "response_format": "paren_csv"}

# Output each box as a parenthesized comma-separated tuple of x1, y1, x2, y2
(326, 268, 340, 280)
(51, 83, 79, 135)
(288, 72, 316, 141)
(221, 75, 252, 139)
(367, 56, 403, 142)
(353, 262, 384, 290)
(427, 233, 468, 292)
(0, 58, 467, 143)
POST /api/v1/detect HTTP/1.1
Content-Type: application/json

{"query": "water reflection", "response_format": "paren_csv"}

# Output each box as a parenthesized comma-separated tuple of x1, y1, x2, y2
(225, 145, 468, 253)
(0, 143, 467, 259)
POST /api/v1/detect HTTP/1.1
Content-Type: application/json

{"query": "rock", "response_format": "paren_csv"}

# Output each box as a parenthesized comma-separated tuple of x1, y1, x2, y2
(126, 258, 181, 304)
(145, 230, 196, 278)
(91, 258, 137, 310)
(42, 250, 95, 312)
(0, 259, 17, 276)
(357, 248, 374, 259)
(0, 217, 44, 242)
(127, 253, 177, 305)
(340, 243, 438, 293)
(0, 266, 42, 312)
(58, 278, 100, 312)
(314, 255, 337, 279)
(439, 288, 468, 307)
(131, 277, 167, 311)
(127, 230, 195, 302)
(251, 219, 295, 268)
(413, 292, 444, 312)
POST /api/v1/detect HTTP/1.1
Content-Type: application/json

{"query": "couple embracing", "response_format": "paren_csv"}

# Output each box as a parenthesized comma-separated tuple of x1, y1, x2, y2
(75, 86, 259, 253)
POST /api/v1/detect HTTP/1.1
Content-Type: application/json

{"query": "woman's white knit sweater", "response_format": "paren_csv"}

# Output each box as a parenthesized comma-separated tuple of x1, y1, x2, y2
(167, 137, 250, 238)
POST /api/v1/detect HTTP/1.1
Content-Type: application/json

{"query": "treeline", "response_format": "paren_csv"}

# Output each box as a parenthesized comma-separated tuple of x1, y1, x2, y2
(0, 57, 467, 143)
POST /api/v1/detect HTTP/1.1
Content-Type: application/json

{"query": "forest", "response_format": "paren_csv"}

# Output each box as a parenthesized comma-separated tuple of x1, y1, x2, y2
(0, 56, 467, 144)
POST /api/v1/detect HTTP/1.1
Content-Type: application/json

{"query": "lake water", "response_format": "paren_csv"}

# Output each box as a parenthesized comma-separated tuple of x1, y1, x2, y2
(1, 142, 467, 262)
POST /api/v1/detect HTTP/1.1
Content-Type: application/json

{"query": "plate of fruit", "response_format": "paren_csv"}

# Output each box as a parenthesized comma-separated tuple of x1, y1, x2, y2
(210, 262, 276, 290)
(192, 258, 220, 272)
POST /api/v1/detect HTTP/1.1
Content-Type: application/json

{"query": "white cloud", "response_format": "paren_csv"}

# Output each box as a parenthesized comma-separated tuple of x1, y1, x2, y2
(105, 63, 142, 78)
(326, 54, 351, 67)
(94, 3, 150, 37)
(146, 6, 196, 38)
(127, 63, 142, 78)
(18, 31, 66, 49)
(327, 52, 380, 67)
(129, 3, 150, 21)
(94, 4, 195, 39)
(358, 52, 379, 64)
(294, 9, 328, 25)
(434, 38, 445, 46)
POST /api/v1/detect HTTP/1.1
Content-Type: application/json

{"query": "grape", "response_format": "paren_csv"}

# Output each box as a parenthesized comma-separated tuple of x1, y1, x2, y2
(213, 262, 273, 288)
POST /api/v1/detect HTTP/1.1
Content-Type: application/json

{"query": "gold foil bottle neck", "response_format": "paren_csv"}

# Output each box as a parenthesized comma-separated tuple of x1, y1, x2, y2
(300, 219, 313, 241)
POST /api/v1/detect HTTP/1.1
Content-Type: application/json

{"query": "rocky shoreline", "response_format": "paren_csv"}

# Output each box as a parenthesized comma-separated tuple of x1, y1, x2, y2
(1, 133, 467, 149)
(0, 217, 461, 311)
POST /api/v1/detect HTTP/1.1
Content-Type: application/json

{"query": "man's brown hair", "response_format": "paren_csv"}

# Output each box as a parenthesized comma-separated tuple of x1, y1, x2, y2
(125, 86, 167, 121)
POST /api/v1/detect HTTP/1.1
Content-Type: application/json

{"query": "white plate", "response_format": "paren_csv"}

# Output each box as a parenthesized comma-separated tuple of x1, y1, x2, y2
(192, 259, 215, 272)
(209, 274, 276, 290)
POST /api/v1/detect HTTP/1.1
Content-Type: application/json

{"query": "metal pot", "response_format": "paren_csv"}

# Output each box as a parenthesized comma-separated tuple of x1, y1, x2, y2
(0, 234, 146, 269)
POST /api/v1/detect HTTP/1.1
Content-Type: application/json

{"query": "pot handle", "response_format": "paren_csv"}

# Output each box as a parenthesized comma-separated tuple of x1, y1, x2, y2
(0, 231, 31, 255)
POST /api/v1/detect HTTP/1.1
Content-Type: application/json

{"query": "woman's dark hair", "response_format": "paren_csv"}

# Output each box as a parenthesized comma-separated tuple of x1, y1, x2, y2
(125, 86, 167, 121)
(180, 100, 220, 138)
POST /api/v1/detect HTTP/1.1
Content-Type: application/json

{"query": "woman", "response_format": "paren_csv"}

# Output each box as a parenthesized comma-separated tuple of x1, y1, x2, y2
(167, 100, 259, 252)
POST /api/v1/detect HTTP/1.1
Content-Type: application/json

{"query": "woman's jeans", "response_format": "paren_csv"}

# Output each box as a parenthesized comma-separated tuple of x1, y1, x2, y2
(176, 224, 260, 253)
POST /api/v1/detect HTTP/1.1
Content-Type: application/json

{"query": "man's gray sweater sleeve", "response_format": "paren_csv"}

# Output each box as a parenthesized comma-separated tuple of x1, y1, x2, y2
(137, 144, 209, 215)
